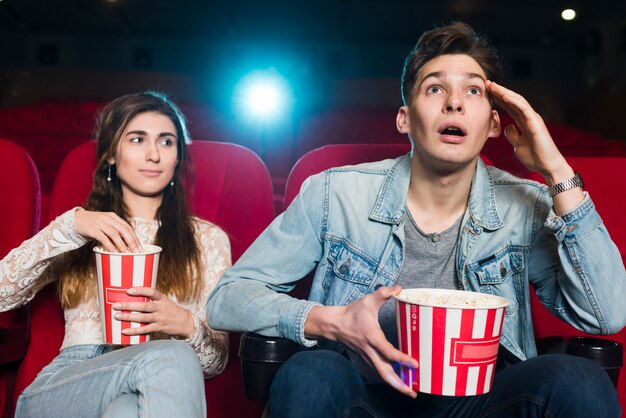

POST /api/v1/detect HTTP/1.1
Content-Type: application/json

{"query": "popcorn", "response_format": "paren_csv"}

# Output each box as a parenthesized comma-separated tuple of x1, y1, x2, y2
(401, 289, 503, 308)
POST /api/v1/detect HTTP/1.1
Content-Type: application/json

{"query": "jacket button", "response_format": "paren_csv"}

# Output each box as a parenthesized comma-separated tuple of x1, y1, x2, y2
(339, 264, 349, 275)
(500, 264, 507, 277)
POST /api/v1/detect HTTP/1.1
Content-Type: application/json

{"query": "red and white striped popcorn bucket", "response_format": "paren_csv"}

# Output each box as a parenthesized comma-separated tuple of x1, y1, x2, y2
(395, 288, 509, 396)
(94, 244, 161, 345)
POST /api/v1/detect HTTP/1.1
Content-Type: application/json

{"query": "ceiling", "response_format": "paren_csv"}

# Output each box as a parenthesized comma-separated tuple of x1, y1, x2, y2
(1, 0, 624, 48)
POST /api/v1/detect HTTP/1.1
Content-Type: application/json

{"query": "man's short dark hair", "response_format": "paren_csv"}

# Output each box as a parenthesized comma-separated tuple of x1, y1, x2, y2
(401, 22, 502, 105)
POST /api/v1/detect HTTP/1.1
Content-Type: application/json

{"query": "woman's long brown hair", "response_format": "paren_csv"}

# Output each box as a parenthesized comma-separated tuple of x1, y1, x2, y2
(57, 91, 203, 308)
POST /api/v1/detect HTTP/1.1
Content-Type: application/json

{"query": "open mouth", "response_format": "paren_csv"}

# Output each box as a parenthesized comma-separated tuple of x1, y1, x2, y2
(440, 126, 466, 137)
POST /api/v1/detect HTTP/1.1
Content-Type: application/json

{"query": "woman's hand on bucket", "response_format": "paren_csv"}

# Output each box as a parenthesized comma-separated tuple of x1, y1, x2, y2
(112, 287, 195, 339)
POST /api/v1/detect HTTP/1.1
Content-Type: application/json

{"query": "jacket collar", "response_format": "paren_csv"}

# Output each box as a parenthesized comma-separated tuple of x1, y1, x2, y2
(369, 154, 412, 224)
(467, 159, 504, 231)
(369, 155, 504, 231)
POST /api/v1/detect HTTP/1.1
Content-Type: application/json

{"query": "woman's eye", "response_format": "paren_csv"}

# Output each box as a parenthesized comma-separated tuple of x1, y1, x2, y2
(159, 138, 174, 147)
(130, 137, 142, 143)
(468, 87, 481, 95)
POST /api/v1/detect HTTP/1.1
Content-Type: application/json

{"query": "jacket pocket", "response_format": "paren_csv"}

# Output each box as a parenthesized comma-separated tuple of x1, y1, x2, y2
(469, 249, 524, 315)
(325, 238, 377, 304)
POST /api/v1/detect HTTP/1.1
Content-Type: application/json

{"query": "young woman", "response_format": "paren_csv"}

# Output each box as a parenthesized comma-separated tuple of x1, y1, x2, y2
(0, 91, 230, 417)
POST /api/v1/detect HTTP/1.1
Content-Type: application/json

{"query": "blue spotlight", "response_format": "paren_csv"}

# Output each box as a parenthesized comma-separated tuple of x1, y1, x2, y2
(248, 83, 281, 117)
(235, 70, 292, 122)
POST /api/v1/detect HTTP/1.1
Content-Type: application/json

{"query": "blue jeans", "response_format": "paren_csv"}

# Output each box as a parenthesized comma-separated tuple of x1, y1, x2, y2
(15, 340, 206, 418)
(269, 350, 620, 418)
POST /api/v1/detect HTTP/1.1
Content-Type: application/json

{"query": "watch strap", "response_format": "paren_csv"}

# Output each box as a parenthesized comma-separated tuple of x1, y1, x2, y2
(548, 172, 584, 197)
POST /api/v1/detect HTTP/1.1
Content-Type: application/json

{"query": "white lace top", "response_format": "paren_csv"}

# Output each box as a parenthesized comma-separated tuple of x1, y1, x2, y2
(0, 209, 231, 379)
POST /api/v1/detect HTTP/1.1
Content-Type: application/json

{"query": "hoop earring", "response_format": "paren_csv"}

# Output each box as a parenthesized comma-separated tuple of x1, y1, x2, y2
(107, 165, 112, 182)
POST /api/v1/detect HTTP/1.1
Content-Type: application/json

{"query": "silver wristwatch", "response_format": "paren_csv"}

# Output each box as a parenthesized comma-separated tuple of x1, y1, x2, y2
(548, 172, 584, 197)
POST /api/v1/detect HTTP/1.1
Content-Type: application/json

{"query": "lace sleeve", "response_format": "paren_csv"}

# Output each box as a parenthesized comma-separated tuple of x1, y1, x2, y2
(183, 218, 232, 379)
(0, 208, 88, 312)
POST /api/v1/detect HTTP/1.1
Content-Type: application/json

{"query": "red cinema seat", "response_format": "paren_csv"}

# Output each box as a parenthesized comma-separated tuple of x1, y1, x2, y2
(0, 139, 41, 258)
(0, 139, 40, 418)
(12, 140, 273, 418)
(285, 143, 412, 210)
(527, 156, 626, 410)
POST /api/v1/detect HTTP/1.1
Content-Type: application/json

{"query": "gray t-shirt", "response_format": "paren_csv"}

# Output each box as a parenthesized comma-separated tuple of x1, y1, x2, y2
(350, 210, 463, 382)
(379, 210, 463, 347)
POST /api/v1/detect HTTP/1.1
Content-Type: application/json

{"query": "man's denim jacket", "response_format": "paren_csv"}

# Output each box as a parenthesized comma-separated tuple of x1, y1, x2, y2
(207, 154, 626, 361)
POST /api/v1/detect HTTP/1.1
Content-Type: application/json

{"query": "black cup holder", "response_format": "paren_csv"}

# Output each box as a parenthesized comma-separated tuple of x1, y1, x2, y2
(239, 332, 300, 401)
(563, 337, 623, 388)
(537, 336, 623, 388)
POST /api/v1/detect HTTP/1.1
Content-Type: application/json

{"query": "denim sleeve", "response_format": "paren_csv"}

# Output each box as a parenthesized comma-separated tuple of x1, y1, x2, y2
(529, 191, 626, 334)
(205, 175, 325, 347)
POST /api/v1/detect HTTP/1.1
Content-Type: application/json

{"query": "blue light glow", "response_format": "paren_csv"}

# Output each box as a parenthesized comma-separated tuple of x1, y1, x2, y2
(234, 69, 292, 123)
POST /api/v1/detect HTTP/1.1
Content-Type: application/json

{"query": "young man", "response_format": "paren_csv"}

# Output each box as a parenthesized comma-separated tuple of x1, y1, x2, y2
(207, 23, 626, 417)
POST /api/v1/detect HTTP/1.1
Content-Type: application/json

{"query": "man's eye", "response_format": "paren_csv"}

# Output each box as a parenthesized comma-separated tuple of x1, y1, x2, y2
(468, 88, 481, 95)
(427, 86, 442, 94)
